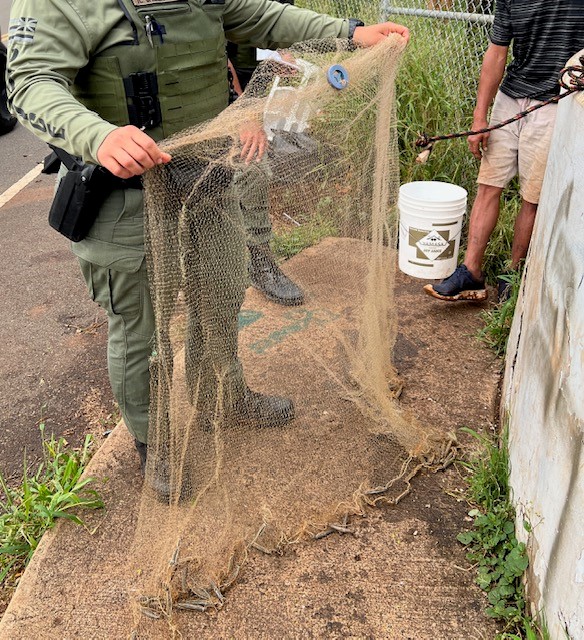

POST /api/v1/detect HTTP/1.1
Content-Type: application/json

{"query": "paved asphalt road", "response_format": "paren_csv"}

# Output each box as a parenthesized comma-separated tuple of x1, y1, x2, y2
(1, 15, 115, 480)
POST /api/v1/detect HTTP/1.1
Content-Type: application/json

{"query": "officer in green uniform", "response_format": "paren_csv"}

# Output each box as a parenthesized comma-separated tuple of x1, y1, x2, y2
(227, 0, 305, 307)
(7, 0, 409, 474)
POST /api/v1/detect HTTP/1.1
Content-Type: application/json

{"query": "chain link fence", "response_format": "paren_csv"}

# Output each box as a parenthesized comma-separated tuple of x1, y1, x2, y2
(299, 0, 495, 193)
(382, 0, 493, 113)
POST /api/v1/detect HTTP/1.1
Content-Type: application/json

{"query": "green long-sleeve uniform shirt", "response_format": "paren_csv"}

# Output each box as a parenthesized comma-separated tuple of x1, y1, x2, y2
(7, 0, 349, 164)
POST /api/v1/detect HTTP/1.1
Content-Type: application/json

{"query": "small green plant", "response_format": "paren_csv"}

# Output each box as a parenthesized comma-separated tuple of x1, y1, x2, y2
(457, 427, 548, 638)
(0, 426, 103, 589)
(478, 268, 523, 357)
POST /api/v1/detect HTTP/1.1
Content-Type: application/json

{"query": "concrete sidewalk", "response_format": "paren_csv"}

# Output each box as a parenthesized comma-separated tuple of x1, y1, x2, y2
(0, 241, 501, 640)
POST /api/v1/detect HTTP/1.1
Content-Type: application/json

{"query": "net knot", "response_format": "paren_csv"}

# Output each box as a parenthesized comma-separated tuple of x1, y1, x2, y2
(414, 132, 431, 149)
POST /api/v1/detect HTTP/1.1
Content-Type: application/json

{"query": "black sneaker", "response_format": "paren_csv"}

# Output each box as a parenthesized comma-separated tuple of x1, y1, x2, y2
(0, 42, 17, 136)
(497, 275, 512, 304)
(248, 243, 304, 306)
(424, 265, 487, 302)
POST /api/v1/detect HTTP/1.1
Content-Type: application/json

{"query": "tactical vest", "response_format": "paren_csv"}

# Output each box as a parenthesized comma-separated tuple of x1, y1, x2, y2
(72, 0, 229, 141)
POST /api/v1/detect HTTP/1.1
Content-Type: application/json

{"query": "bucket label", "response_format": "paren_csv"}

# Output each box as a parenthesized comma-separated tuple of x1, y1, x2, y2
(411, 229, 454, 261)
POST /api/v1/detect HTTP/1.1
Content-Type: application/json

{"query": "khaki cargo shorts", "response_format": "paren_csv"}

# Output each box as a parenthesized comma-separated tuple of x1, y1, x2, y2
(478, 90, 557, 204)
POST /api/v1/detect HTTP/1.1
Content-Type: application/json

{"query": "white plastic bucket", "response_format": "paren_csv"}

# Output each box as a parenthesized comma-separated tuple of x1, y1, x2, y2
(398, 181, 467, 279)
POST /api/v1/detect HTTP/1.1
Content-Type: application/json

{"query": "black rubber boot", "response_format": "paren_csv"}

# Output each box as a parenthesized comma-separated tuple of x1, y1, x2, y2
(135, 439, 148, 476)
(134, 439, 170, 501)
(226, 388, 295, 429)
(248, 243, 304, 306)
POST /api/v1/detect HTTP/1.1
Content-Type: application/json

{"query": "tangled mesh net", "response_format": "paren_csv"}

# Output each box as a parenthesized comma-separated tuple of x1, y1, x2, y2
(131, 35, 453, 635)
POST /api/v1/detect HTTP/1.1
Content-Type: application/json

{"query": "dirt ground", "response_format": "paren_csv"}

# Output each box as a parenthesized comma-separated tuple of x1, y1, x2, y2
(0, 239, 502, 639)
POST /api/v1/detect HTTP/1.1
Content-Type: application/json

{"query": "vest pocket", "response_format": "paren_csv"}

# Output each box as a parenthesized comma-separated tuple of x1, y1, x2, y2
(73, 57, 129, 127)
(157, 40, 228, 132)
(134, 2, 192, 17)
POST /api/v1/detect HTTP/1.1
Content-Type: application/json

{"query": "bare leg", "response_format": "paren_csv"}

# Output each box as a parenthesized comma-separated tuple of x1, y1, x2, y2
(463, 183, 504, 279)
(511, 198, 538, 268)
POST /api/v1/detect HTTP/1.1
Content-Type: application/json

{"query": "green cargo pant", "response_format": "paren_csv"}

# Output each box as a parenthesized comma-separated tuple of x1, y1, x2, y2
(176, 168, 247, 414)
(240, 157, 272, 247)
(72, 186, 153, 444)
(78, 256, 154, 443)
(72, 174, 247, 445)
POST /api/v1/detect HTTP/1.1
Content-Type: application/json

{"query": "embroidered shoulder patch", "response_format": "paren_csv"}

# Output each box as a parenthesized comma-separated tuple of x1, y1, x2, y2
(8, 17, 38, 45)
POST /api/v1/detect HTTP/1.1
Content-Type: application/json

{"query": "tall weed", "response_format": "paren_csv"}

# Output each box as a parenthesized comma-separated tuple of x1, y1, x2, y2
(478, 267, 522, 356)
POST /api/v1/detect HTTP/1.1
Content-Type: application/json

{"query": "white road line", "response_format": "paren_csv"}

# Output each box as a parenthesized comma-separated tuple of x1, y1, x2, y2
(0, 163, 44, 210)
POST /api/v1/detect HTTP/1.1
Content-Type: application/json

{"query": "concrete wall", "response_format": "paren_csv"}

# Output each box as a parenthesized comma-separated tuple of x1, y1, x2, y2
(503, 62, 584, 639)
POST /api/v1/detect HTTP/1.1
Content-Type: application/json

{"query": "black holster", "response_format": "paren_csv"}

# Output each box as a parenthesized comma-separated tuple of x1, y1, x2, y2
(47, 147, 142, 242)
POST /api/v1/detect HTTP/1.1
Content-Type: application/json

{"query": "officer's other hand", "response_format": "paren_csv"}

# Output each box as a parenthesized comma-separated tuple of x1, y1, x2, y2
(240, 123, 267, 164)
(468, 118, 490, 160)
(353, 22, 410, 47)
(97, 126, 172, 178)
(227, 59, 244, 97)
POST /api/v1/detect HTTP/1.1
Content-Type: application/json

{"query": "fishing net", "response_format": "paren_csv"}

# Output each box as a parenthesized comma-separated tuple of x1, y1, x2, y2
(131, 35, 452, 635)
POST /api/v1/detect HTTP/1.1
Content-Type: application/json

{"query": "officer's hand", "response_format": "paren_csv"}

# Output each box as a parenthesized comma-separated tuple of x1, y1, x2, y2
(97, 126, 172, 178)
(240, 123, 267, 164)
(468, 118, 490, 160)
(353, 22, 410, 47)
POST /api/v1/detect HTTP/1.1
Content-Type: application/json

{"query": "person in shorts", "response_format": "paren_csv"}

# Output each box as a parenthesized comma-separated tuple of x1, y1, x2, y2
(424, 0, 584, 302)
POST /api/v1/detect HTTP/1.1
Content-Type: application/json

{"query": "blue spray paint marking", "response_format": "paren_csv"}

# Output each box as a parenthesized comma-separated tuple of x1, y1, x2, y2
(238, 309, 263, 330)
(249, 308, 339, 354)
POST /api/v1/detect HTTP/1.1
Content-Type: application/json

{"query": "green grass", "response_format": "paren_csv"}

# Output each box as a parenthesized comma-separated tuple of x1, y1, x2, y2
(396, 21, 479, 194)
(272, 210, 338, 259)
(477, 267, 523, 357)
(0, 425, 103, 590)
(457, 427, 549, 639)
(481, 189, 520, 284)
(298, 0, 380, 23)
